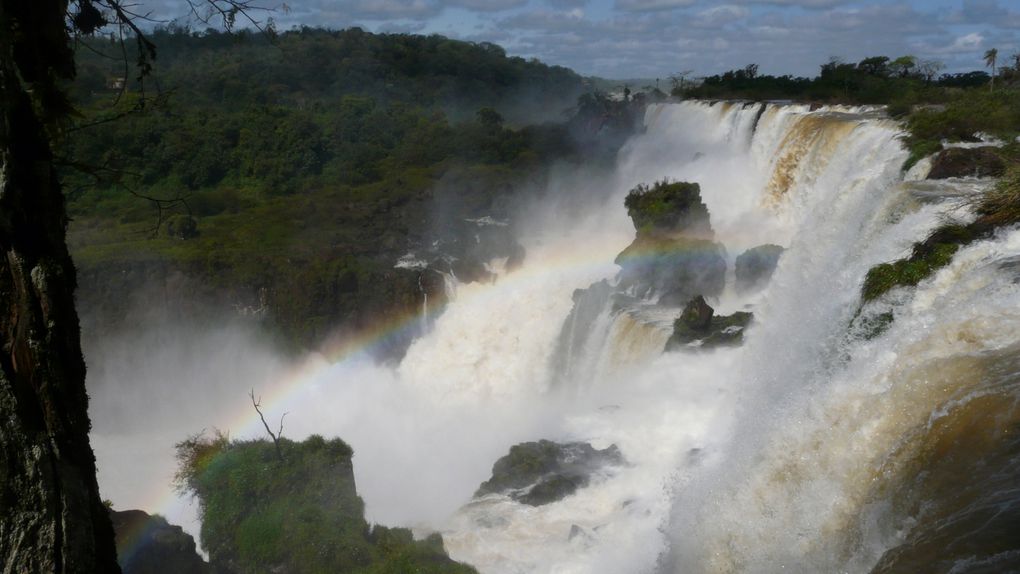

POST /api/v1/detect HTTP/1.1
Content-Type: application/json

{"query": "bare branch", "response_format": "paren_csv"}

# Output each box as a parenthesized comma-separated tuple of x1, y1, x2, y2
(277, 412, 288, 441)
(249, 389, 284, 461)
(185, 0, 277, 35)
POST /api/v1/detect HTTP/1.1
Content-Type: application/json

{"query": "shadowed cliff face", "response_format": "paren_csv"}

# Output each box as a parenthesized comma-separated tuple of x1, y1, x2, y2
(110, 510, 209, 574)
(0, 2, 118, 572)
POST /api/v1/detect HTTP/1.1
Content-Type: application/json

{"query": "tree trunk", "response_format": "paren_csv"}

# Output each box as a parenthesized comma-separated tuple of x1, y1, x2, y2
(0, 3, 120, 572)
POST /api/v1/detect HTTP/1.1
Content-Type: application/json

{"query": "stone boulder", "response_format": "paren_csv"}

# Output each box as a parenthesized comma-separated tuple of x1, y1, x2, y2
(665, 296, 753, 351)
(476, 440, 625, 506)
(927, 147, 1005, 179)
(735, 244, 784, 293)
(110, 509, 210, 574)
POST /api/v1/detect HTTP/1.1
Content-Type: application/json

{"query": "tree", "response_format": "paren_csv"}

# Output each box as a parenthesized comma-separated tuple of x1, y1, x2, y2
(857, 56, 890, 77)
(0, 2, 266, 572)
(669, 70, 694, 96)
(917, 59, 945, 84)
(985, 48, 998, 91)
(890, 55, 916, 78)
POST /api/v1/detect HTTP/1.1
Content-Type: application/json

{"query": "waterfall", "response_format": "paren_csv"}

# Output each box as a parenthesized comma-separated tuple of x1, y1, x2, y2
(400, 101, 1014, 573)
(89, 100, 1020, 574)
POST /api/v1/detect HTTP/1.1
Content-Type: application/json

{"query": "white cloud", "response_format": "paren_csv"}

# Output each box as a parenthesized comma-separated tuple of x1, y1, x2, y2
(446, 0, 530, 12)
(693, 5, 750, 27)
(928, 32, 986, 55)
(613, 0, 697, 13)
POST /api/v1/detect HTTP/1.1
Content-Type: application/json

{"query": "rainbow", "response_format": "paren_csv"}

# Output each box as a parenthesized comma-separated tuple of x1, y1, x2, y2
(109, 221, 786, 562)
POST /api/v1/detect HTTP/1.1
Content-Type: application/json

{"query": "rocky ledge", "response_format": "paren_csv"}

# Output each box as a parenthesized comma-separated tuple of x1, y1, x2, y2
(927, 147, 1005, 179)
(476, 440, 625, 506)
(665, 295, 753, 351)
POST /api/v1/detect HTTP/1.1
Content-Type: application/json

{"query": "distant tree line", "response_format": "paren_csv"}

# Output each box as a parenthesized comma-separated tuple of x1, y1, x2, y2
(679, 52, 1020, 108)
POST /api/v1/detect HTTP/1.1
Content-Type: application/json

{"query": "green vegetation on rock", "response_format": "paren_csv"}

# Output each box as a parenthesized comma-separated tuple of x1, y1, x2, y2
(174, 433, 476, 574)
(615, 180, 726, 304)
(862, 242, 960, 302)
(903, 91, 1020, 171)
(862, 145, 1020, 305)
(623, 180, 712, 237)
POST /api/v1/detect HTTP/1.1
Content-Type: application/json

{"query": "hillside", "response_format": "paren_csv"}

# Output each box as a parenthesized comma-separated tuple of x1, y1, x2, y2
(63, 28, 642, 356)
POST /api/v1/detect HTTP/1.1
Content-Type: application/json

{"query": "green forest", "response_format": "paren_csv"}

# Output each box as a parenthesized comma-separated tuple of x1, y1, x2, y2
(63, 27, 645, 355)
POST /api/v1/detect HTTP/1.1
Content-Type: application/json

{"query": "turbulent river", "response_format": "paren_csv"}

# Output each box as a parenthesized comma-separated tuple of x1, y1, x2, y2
(90, 101, 1020, 573)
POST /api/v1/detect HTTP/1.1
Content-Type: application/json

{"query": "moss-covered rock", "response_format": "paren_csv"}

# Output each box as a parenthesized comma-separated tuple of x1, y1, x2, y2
(615, 180, 727, 303)
(624, 180, 713, 237)
(476, 440, 624, 506)
(665, 296, 753, 351)
(174, 433, 476, 574)
(860, 223, 978, 303)
(862, 243, 959, 302)
(927, 147, 1006, 179)
(735, 244, 784, 293)
(858, 163, 1020, 314)
(110, 509, 210, 574)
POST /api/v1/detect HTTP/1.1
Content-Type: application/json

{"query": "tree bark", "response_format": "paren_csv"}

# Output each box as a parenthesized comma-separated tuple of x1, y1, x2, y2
(0, 2, 120, 572)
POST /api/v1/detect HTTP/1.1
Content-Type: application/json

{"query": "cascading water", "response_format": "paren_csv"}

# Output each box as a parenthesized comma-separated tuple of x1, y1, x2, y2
(89, 100, 1020, 573)
(411, 101, 1017, 572)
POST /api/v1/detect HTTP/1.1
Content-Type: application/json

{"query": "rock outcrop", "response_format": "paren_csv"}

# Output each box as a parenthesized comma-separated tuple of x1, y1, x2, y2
(110, 509, 209, 574)
(476, 440, 625, 506)
(551, 180, 729, 379)
(175, 434, 477, 574)
(927, 147, 1005, 179)
(615, 180, 726, 303)
(735, 244, 784, 293)
(624, 180, 713, 237)
(665, 296, 753, 351)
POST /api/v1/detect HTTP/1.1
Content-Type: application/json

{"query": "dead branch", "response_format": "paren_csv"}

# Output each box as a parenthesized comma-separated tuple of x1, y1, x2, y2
(249, 389, 286, 461)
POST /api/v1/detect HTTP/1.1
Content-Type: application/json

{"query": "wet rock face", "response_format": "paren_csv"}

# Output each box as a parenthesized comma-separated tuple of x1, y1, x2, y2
(615, 235, 727, 305)
(927, 147, 1006, 179)
(551, 280, 615, 381)
(665, 296, 753, 351)
(476, 440, 625, 506)
(616, 180, 726, 303)
(110, 509, 210, 574)
(678, 295, 713, 330)
(735, 244, 784, 294)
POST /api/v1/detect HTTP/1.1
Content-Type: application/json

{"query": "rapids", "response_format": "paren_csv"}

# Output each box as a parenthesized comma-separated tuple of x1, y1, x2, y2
(88, 101, 1020, 573)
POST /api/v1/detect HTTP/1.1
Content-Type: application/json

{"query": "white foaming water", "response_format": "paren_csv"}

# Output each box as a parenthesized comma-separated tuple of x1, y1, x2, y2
(431, 103, 925, 573)
(89, 101, 1019, 573)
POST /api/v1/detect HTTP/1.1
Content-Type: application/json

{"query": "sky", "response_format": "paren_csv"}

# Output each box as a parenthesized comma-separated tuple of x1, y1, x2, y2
(137, 0, 1020, 79)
